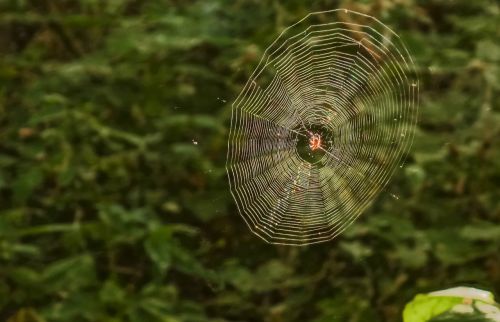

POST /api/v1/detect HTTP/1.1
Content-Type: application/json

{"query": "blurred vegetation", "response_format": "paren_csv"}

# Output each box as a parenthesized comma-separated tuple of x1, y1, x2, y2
(0, 0, 499, 321)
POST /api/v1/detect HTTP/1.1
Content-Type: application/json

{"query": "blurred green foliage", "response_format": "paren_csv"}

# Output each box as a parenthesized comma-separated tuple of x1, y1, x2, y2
(0, 0, 499, 321)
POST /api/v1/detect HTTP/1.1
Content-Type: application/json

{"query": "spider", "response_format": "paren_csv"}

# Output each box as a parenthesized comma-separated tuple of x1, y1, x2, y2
(309, 133, 322, 151)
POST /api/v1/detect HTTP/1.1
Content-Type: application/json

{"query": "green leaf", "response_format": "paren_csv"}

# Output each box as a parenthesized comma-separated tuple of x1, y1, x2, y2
(461, 223, 500, 241)
(404, 288, 499, 322)
(12, 167, 44, 203)
(144, 227, 173, 273)
(99, 280, 126, 306)
(403, 294, 463, 322)
(476, 40, 500, 62)
(42, 254, 96, 293)
(9, 267, 41, 286)
(339, 241, 373, 261)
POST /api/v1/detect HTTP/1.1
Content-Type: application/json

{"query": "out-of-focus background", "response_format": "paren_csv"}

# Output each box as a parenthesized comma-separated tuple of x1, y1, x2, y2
(0, 0, 499, 321)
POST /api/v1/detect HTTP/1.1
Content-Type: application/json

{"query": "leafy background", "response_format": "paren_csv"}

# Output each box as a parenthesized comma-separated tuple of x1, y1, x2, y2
(0, 0, 499, 321)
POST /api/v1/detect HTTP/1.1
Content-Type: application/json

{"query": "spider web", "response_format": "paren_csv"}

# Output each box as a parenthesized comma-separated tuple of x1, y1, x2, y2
(226, 9, 419, 246)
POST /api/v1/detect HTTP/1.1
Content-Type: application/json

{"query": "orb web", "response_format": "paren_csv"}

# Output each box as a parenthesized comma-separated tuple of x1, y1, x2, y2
(226, 9, 419, 246)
